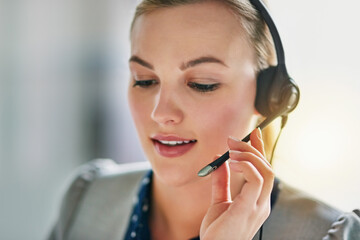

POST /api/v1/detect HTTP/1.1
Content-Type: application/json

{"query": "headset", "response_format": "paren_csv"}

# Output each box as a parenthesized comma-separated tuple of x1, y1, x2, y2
(250, 0, 300, 120)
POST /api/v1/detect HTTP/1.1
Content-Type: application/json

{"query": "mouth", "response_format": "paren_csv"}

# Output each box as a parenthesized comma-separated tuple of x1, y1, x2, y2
(151, 136, 197, 158)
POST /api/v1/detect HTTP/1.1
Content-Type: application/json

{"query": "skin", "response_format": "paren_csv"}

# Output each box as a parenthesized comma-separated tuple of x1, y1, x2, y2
(128, 1, 274, 239)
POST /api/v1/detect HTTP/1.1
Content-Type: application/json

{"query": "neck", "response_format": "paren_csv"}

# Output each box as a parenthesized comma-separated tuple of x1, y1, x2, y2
(150, 169, 245, 240)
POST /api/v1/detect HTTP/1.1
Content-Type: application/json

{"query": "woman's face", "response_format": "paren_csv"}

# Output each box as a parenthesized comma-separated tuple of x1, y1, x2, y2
(128, 1, 258, 186)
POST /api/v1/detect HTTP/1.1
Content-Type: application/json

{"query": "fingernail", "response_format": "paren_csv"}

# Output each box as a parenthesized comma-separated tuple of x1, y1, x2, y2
(228, 159, 238, 164)
(229, 150, 241, 160)
(256, 127, 262, 139)
(229, 149, 240, 155)
(228, 136, 240, 142)
(229, 150, 236, 157)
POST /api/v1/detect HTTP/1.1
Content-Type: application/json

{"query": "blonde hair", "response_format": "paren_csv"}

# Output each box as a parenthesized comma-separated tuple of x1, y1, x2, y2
(130, 0, 277, 160)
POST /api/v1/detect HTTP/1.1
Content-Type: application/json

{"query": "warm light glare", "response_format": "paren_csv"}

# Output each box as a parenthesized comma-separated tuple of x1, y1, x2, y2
(275, 79, 360, 211)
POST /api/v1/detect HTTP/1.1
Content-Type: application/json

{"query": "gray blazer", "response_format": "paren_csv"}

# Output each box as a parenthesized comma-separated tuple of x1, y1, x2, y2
(49, 159, 360, 240)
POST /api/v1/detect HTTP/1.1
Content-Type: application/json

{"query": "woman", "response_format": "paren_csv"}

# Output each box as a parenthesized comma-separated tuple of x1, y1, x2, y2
(49, 0, 360, 239)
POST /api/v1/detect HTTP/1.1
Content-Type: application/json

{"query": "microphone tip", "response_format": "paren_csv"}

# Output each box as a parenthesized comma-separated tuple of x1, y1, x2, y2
(197, 165, 214, 177)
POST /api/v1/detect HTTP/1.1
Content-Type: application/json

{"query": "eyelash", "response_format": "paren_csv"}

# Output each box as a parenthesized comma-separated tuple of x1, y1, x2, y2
(132, 80, 220, 93)
(132, 80, 158, 88)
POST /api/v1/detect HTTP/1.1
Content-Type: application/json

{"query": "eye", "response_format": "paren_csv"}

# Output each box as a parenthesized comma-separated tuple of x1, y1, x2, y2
(187, 82, 220, 92)
(132, 79, 158, 88)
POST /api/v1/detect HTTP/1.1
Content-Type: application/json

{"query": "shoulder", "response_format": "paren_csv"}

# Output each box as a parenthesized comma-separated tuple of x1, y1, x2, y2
(264, 180, 360, 240)
(49, 159, 151, 240)
(323, 210, 360, 240)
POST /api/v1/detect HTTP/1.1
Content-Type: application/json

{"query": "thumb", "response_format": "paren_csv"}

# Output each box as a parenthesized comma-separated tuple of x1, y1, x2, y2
(211, 155, 231, 205)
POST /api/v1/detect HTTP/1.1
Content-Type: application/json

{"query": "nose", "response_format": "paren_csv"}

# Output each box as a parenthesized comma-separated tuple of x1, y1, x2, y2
(151, 87, 183, 126)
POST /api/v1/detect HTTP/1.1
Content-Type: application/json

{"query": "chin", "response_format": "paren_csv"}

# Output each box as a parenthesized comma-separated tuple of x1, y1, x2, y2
(150, 159, 206, 188)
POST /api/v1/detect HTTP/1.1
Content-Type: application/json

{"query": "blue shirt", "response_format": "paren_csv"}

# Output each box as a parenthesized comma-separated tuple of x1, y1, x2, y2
(124, 170, 280, 240)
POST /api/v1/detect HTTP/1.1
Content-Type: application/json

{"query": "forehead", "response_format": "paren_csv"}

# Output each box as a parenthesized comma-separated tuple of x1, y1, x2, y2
(130, 1, 253, 66)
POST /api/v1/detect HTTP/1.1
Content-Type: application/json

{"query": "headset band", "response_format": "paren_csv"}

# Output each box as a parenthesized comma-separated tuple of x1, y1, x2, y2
(249, 0, 286, 67)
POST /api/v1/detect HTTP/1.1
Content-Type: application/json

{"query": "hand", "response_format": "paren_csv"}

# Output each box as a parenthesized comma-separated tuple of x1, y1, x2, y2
(200, 128, 274, 240)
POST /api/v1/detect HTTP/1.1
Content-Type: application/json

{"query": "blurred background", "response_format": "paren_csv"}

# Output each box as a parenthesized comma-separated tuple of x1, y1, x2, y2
(1, 0, 359, 239)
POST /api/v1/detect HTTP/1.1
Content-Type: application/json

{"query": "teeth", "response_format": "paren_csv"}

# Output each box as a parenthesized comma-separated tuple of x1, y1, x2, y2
(168, 141, 177, 146)
(158, 140, 196, 146)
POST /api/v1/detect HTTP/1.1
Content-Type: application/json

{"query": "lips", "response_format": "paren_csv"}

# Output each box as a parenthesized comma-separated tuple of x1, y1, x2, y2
(151, 134, 197, 158)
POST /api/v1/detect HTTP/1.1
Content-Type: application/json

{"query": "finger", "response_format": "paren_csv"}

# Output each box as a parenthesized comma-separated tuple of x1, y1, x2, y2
(258, 173, 274, 205)
(229, 150, 272, 179)
(250, 128, 275, 204)
(228, 133, 270, 168)
(250, 128, 274, 204)
(228, 160, 263, 207)
(228, 135, 266, 162)
(229, 150, 274, 204)
(211, 155, 231, 205)
(250, 128, 266, 158)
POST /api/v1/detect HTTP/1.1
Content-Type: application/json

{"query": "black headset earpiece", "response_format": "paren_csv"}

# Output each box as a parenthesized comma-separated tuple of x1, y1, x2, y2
(255, 66, 277, 117)
(250, 0, 300, 118)
(255, 65, 299, 117)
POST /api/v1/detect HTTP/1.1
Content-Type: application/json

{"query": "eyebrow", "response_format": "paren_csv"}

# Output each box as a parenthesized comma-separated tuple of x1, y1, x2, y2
(129, 55, 154, 70)
(129, 55, 228, 71)
(180, 56, 228, 70)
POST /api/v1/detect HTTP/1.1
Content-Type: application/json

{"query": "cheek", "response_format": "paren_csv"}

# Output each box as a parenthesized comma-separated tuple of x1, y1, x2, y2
(190, 86, 256, 150)
(128, 90, 152, 131)
(195, 102, 252, 136)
